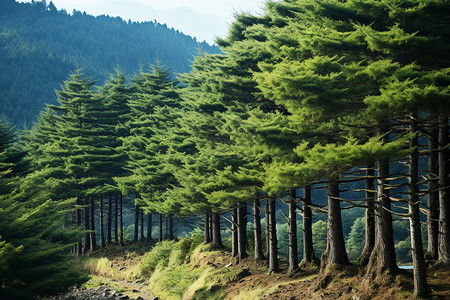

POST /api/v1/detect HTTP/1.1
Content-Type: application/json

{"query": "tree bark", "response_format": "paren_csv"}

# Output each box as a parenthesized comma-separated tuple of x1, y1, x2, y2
(168, 214, 174, 240)
(427, 126, 439, 259)
(301, 186, 315, 266)
(254, 199, 265, 260)
(211, 213, 224, 249)
(147, 213, 152, 243)
(231, 208, 238, 257)
(265, 200, 270, 259)
(159, 214, 163, 242)
(208, 214, 213, 242)
(84, 199, 91, 254)
(99, 196, 105, 249)
(204, 213, 211, 244)
(366, 127, 398, 277)
(268, 197, 279, 273)
(107, 196, 112, 244)
(288, 189, 299, 273)
(114, 194, 118, 243)
(140, 208, 145, 241)
(75, 199, 82, 256)
(90, 196, 97, 251)
(134, 205, 139, 242)
(408, 114, 430, 297)
(321, 178, 350, 268)
(119, 194, 124, 246)
(238, 203, 248, 260)
(358, 164, 376, 265)
(438, 114, 450, 263)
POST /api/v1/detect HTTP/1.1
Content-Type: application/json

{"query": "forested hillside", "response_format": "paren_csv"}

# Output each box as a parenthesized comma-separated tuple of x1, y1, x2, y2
(0, 0, 220, 126)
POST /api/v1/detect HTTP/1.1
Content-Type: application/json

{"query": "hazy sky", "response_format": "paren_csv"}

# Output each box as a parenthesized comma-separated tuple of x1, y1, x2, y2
(29, 0, 269, 43)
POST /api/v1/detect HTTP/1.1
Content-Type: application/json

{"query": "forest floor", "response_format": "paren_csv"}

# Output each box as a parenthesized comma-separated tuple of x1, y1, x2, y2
(48, 243, 450, 300)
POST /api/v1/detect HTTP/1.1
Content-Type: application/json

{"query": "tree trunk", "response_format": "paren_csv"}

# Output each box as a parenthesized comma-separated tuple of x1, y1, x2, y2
(321, 178, 350, 268)
(231, 208, 238, 257)
(288, 189, 299, 273)
(75, 199, 82, 256)
(159, 214, 163, 242)
(427, 126, 439, 259)
(114, 194, 118, 243)
(119, 194, 124, 246)
(90, 196, 96, 251)
(366, 127, 398, 277)
(265, 200, 270, 259)
(107, 196, 112, 244)
(147, 213, 152, 243)
(208, 214, 213, 242)
(254, 199, 265, 260)
(204, 213, 211, 244)
(268, 197, 279, 273)
(140, 209, 145, 241)
(134, 205, 139, 242)
(238, 203, 248, 260)
(408, 114, 429, 297)
(84, 199, 91, 254)
(438, 114, 450, 263)
(169, 214, 174, 240)
(301, 186, 315, 266)
(358, 164, 376, 265)
(99, 196, 105, 249)
(211, 213, 224, 249)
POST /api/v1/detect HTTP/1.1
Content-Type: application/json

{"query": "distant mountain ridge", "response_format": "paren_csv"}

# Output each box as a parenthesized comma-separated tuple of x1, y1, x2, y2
(0, 0, 221, 127)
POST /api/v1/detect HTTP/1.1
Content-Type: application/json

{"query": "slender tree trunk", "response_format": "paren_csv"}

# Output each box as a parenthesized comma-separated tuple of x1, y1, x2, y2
(265, 200, 270, 259)
(427, 126, 439, 259)
(208, 214, 213, 242)
(90, 196, 96, 251)
(107, 196, 112, 244)
(147, 213, 152, 243)
(438, 114, 450, 263)
(84, 199, 91, 254)
(140, 209, 145, 241)
(119, 194, 124, 246)
(408, 114, 429, 297)
(75, 199, 82, 256)
(358, 164, 376, 265)
(134, 205, 139, 242)
(204, 213, 211, 244)
(238, 203, 248, 260)
(301, 186, 315, 266)
(288, 189, 299, 273)
(159, 214, 163, 242)
(321, 177, 350, 268)
(211, 213, 224, 249)
(114, 194, 118, 243)
(268, 197, 279, 273)
(99, 196, 105, 249)
(254, 199, 265, 260)
(231, 208, 238, 257)
(168, 214, 174, 240)
(366, 127, 398, 277)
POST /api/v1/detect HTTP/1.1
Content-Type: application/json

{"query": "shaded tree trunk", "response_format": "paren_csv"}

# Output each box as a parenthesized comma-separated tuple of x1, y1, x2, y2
(358, 164, 376, 265)
(84, 199, 91, 254)
(140, 209, 145, 241)
(265, 200, 270, 259)
(75, 199, 82, 256)
(438, 114, 450, 263)
(168, 214, 174, 240)
(321, 177, 350, 268)
(427, 126, 439, 259)
(204, 213, 211, 244)
(99, 196, 105, 249)
(288, 189, 299, 273)
(301, 186, 315, 266)
(208, 214, 213, 242)
(238, 203, 248, 260)
(107, 196, 112, 244)
(134, 205, 139, 243)
(408, 114, 429, 297)
(231, 208, 238, 257)
(114, 194, 118, 243)
(254, 199, 265, 261)
(119, 194, 124, 246)
(90, 196, 97, 251)
(268, 197, 279, 273)
(159, 214, 163, 242)
(211, 213, 224, 249)
(147, 213, 152, 243)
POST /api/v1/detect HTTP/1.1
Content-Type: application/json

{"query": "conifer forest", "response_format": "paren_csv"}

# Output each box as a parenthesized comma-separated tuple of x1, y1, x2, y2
(0, 0, 449, 299)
